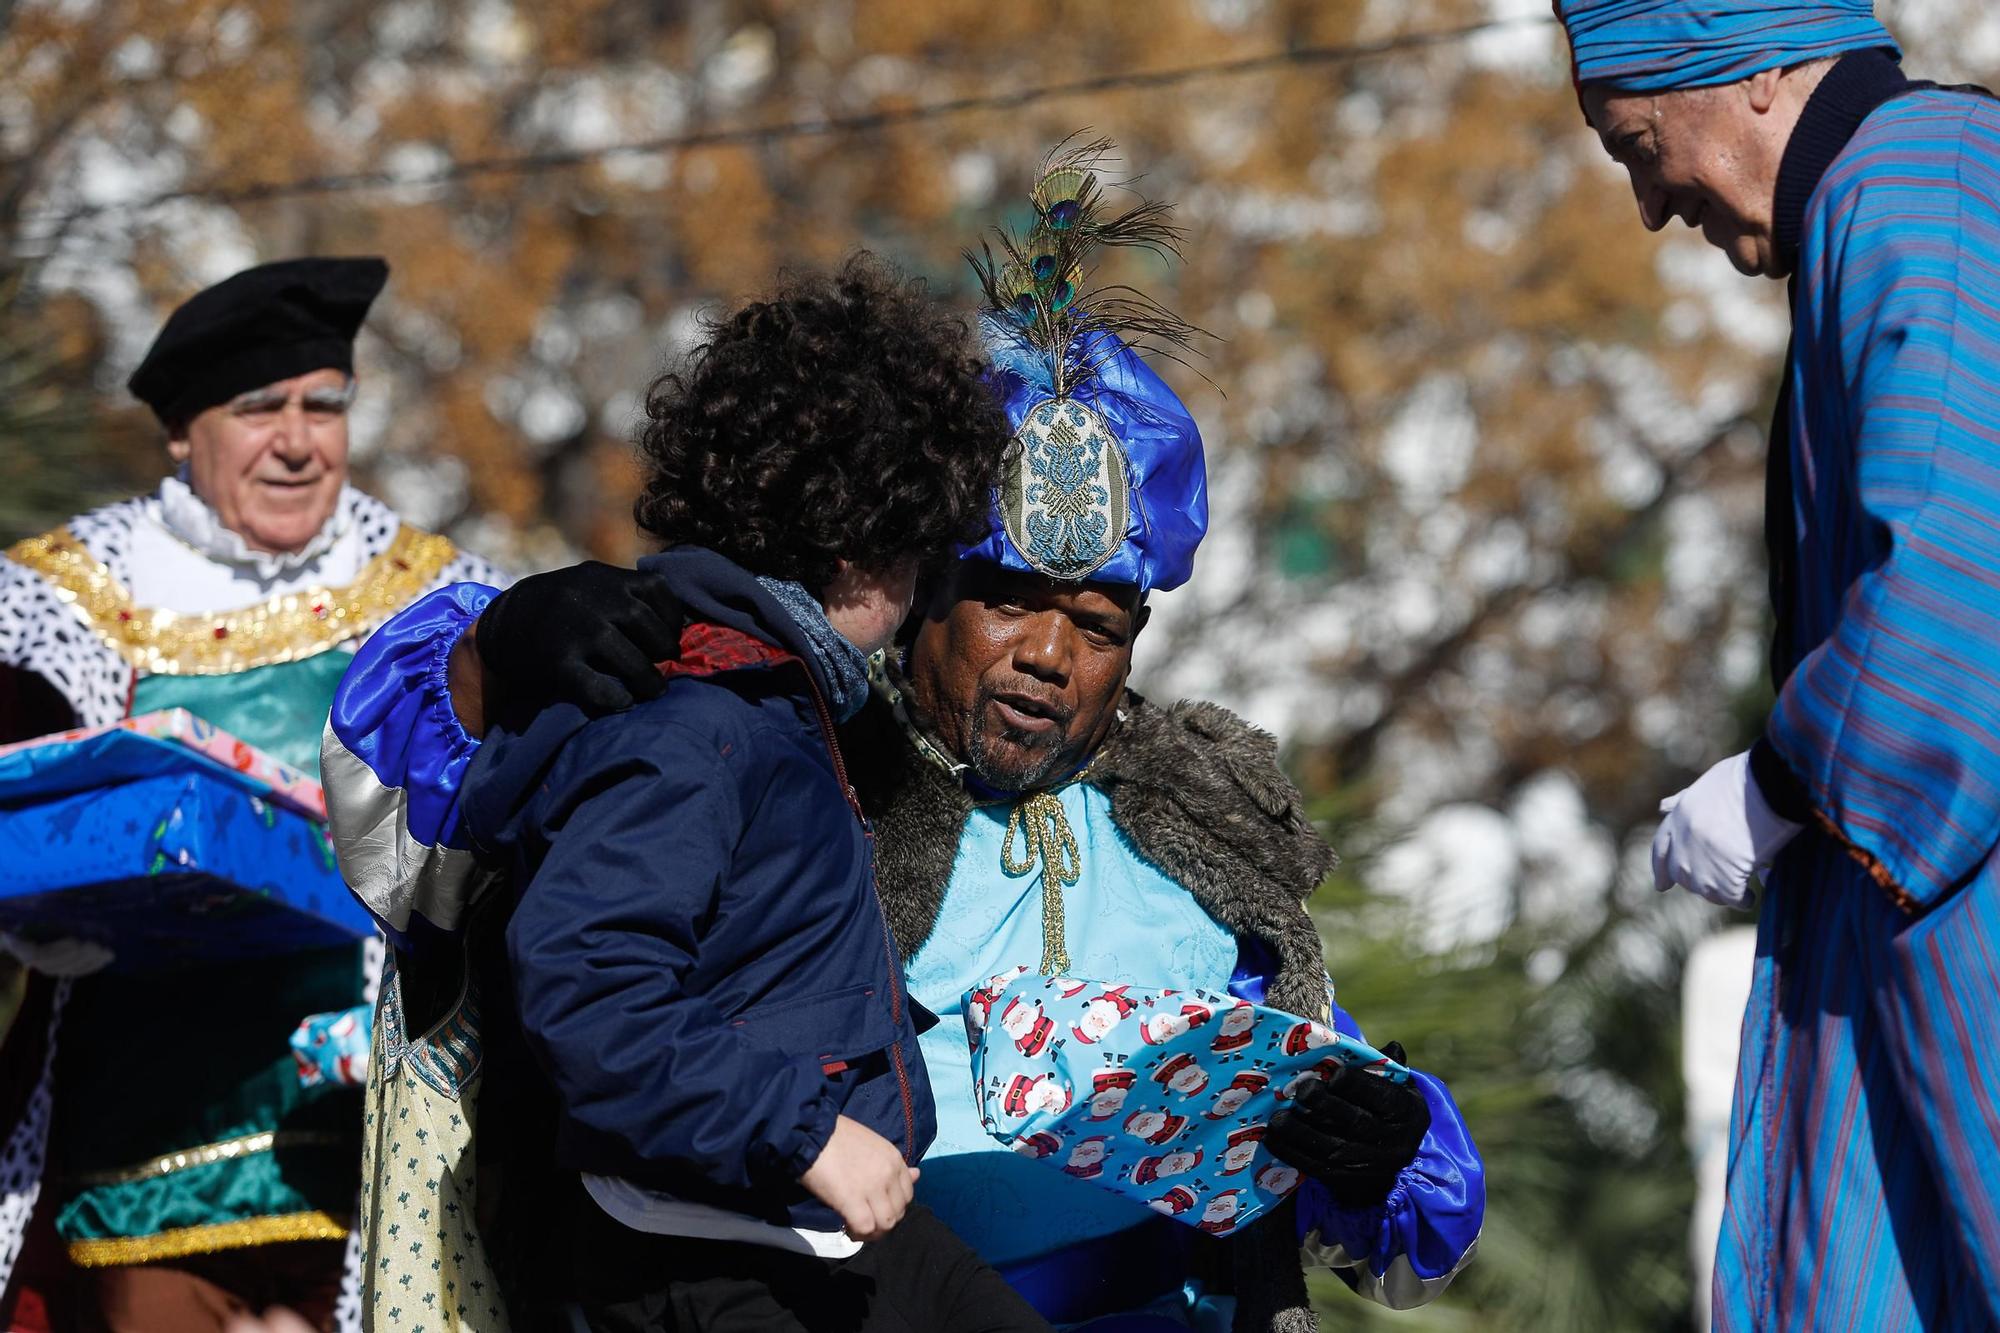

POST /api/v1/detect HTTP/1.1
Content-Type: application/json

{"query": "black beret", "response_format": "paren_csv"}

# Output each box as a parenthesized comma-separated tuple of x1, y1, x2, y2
(127, 257, 389, 427)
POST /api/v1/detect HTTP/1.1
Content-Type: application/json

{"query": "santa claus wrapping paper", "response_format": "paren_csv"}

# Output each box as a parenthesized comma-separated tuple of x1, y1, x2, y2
(966, 969, 1410, 1238)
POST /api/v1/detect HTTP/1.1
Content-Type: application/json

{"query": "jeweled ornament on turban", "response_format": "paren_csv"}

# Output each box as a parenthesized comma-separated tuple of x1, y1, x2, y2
(959, 137, 1210, 595)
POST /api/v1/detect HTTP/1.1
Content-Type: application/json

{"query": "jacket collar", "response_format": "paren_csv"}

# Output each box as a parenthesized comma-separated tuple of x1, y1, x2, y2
(1773, 47, 1909, 276)
(637, 547, 838, 705)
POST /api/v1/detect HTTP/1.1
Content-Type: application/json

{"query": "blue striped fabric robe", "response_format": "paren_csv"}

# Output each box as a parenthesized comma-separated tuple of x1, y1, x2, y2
(1718, 70, 2000, 1330)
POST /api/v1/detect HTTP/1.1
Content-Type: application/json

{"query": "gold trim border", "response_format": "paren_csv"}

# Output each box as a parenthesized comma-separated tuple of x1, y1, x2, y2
(6, 523, 456, 676)
(71, 1129, 348, 1188)
(66, 1210, 351, 1267)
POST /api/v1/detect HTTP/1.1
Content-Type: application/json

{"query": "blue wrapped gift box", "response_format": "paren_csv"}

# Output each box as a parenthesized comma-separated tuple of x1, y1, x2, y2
(0, 730, 373, 971)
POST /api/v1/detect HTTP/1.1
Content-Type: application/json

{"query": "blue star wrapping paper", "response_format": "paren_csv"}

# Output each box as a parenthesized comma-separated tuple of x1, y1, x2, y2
(0, 713, 371, 969)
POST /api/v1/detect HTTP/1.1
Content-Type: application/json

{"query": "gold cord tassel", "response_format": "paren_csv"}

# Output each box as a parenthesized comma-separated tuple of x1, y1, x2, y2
(1002, 791, 1082, 974)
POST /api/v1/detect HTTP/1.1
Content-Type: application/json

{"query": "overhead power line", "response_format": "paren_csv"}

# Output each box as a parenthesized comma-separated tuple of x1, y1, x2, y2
(29, 15, 1555, 233)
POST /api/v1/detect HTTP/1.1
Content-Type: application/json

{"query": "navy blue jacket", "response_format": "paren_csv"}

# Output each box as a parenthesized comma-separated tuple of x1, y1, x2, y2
(463, 548, 935, 1231)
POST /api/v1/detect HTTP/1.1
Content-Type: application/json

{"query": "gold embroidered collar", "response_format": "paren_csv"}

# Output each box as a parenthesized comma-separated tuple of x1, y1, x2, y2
(6, 523, 457, 676)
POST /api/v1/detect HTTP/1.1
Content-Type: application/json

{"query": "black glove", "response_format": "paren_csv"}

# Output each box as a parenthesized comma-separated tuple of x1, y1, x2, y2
(475, 561, 685, 717)
(1265, 1040, 1431, 1208)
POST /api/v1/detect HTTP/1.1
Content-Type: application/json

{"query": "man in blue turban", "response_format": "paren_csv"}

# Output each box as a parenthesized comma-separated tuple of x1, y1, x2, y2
(314, 148, 1488, 1330)
(1555, 2, 2000, 1327)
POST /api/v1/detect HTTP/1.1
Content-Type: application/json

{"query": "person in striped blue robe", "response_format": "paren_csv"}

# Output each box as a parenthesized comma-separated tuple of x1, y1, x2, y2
(1555, 2, 2000, 1327)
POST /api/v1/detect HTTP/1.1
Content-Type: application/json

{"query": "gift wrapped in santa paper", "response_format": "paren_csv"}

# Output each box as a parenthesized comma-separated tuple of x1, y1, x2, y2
(0, 709, 372, 971)
(967, 968, 1410, 1239)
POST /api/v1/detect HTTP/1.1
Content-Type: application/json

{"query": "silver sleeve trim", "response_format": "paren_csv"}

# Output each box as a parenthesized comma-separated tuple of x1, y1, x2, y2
(321, 721, 483, 935)
(1303, 1229, 1479, 1310)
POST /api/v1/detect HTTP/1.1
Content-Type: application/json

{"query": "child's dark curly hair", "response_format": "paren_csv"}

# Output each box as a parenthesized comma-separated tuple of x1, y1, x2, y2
(633, 255, 1012, 590)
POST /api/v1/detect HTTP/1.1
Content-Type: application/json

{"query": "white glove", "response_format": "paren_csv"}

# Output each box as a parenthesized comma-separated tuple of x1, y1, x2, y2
(0, 932, 114, 978)
(1651, 750, 1803, 909)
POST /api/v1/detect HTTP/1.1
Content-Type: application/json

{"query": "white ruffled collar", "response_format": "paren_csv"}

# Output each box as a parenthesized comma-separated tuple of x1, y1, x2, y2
(154, 474, 355, 581)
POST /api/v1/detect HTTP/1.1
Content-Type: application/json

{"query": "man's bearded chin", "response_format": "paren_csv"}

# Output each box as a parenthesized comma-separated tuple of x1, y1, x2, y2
(964, 684, 1084, 793)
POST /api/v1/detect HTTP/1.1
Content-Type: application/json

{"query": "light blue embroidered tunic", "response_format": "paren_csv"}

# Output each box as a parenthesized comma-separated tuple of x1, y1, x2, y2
(904, 781, 1238, 1266)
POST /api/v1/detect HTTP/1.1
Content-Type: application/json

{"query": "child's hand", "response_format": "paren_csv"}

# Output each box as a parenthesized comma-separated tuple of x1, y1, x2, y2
(799, 1114, 920, 1242)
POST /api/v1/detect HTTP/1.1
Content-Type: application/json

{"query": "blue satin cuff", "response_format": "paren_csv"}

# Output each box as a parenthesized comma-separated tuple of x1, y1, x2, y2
(327, 582, 493, 853)
(1294, 1065, 1485, 1281)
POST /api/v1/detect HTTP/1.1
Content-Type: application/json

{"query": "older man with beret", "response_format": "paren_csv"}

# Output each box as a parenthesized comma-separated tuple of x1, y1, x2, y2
(0, 258, 503, 1330)
(1554, 2, 2000, 1327)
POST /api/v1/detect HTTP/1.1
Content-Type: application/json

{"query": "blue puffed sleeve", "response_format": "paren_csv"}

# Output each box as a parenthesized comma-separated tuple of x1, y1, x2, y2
(1294, 995, 1485, 1309)
(320, 582, 495, 954)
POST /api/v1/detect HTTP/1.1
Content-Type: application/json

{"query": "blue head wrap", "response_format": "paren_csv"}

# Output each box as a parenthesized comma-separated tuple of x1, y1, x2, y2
(957, 318, 1207, 596)
(1555, 0, 1898, 94)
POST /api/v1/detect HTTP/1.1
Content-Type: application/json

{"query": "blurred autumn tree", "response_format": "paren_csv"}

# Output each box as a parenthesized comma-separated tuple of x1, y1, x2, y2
(4, 1, 1995, 1328)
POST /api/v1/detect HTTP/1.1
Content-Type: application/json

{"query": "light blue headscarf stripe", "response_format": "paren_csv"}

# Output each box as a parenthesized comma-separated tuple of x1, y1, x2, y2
(1557, 1, 1898, 92)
